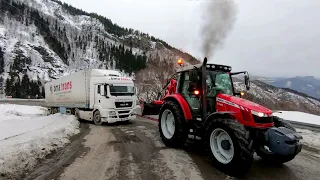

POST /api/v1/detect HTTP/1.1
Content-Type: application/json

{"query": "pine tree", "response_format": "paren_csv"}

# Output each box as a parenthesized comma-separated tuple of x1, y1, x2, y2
(0, 77, 4, 94)
(21, 74, 31, 98)
(5, 77, 12, 96)
(41, 86, 45, 98)
(14, 81, 21, 98)
(0, 47, 4, 74)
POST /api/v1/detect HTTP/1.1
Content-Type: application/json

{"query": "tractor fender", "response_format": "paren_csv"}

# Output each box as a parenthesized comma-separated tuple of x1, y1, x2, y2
(163, 94, 193, 120)
(203, 111, 237, 128)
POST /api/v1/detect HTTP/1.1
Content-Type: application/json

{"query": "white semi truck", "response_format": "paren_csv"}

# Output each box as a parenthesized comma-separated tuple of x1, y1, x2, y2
(44, 69, 141, 125)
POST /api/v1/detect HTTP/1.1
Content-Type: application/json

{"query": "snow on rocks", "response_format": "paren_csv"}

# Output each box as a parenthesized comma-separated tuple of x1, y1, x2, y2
(0, 104, 80, 178)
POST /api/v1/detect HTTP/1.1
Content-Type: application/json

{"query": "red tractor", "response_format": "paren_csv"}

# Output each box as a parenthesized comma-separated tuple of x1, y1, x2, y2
(156, 58, 302, 174)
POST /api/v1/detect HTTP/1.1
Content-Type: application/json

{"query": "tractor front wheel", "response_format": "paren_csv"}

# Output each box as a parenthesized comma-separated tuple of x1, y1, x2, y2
(205, 118, 254, 176)
(159, 100, 188, 148)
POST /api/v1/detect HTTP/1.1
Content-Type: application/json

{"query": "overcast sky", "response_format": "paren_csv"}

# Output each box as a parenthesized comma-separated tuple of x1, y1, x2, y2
(61, 0, 320, 78)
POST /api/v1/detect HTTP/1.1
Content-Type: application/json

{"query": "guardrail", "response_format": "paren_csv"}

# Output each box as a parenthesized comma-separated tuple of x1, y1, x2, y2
(287, 120, 320, 132)
(0, 98, 46, 106)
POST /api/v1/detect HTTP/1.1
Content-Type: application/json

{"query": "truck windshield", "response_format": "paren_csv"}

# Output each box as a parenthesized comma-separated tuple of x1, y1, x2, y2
(109, 85, 135, 96)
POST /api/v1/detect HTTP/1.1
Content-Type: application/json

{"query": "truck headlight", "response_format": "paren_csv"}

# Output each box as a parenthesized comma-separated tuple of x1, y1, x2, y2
(109, 111, 116, 116)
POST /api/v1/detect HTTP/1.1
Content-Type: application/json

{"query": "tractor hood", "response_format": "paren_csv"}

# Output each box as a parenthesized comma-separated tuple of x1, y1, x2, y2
(217, 94, 273, 115)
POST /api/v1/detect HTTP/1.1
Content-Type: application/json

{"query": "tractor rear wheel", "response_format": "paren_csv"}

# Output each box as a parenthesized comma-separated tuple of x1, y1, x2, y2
(159, 100, 188, 148)
(205, 118, 254, 175)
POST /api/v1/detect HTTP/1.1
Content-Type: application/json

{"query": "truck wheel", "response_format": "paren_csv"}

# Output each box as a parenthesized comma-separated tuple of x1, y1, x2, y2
(205, 118, 254, 175)
(273, 116, 296, 132)
(93, 111, 103, 125)
(158, 100, 188, 148)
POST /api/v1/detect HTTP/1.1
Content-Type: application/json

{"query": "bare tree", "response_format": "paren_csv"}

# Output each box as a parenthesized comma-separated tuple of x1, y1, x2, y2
(135, 55, 177, 102)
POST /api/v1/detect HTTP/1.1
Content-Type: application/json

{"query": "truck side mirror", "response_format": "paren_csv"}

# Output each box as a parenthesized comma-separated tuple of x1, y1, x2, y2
(104, 84, 110, 98)
(135, 87, 138, 95)
(244, 74, 250, 90)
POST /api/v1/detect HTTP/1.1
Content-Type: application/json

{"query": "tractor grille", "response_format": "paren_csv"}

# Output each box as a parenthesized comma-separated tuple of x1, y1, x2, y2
(253, 115, 274, 124)
(115, 101, 133, 108)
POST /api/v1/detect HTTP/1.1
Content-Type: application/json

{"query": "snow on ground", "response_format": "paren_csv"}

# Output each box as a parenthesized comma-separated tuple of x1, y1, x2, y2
(296, 128, 320, 150)
(273, 111, 320, 126)
(0, 104, 80, 177)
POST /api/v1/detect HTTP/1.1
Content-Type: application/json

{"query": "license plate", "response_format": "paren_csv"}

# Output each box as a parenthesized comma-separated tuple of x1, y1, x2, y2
(121, 118, 128, 121)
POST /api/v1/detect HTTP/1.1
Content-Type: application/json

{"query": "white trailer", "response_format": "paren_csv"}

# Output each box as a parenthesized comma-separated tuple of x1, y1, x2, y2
(44, 69, 141, 125)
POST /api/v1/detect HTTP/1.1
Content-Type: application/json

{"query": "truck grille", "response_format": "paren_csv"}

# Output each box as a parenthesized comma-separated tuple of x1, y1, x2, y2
(115, 101, 133, 108)
(119, 114, 129, 118)
(118, 110, 130, 114)
(253, 115, 274, 124)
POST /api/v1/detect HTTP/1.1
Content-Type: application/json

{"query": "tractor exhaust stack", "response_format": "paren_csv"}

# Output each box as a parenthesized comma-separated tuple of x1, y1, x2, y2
(201, 57, 208, 120)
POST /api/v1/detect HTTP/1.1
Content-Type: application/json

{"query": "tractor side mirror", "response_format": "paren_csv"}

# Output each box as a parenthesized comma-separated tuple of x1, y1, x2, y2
(244, 74, 250, 91)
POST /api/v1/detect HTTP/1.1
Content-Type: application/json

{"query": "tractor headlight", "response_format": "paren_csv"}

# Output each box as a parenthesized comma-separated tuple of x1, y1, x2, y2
(251, 110, 266, 117)
(258, 112, 264, 117)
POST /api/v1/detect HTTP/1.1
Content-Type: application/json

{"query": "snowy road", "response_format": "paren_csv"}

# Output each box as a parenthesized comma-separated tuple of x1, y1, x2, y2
(24, 117, 320, 180)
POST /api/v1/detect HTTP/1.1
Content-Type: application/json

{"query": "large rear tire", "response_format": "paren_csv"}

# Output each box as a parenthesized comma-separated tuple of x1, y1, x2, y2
(205, 118, 254, 175)
(158, 100, 188, 148)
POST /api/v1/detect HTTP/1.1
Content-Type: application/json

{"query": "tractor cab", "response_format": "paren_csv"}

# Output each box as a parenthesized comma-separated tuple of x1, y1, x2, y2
(174, 58, 250, 120)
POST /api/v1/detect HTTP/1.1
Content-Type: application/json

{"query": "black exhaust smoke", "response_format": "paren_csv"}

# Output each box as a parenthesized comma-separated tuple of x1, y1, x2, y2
(200, 0, 238, 60)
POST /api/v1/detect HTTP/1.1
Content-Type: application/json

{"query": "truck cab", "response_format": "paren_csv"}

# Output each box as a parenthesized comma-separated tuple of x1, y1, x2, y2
(45, 69, 140, 125)
(91, 75, 140, 124)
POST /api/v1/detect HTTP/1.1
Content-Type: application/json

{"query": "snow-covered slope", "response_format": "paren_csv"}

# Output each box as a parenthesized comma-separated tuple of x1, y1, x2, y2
(0, 104, 80, 179)
(0, 0, 199, 97)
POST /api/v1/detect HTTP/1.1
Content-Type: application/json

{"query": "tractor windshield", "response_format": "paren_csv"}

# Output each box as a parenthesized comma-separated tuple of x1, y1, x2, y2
(206, 71, 233, 97)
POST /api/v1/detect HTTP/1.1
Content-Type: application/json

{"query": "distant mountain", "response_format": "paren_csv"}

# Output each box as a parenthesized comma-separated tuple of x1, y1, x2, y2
(258, 76, 320, 99)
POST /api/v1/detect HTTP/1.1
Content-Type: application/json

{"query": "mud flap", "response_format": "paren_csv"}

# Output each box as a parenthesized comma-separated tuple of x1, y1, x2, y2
(265, 127, 303, 156)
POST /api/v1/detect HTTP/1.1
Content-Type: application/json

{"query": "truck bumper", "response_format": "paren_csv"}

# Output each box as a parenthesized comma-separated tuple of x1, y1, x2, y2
(101, 114, 136, 123)
(100, 108, 137, 123)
